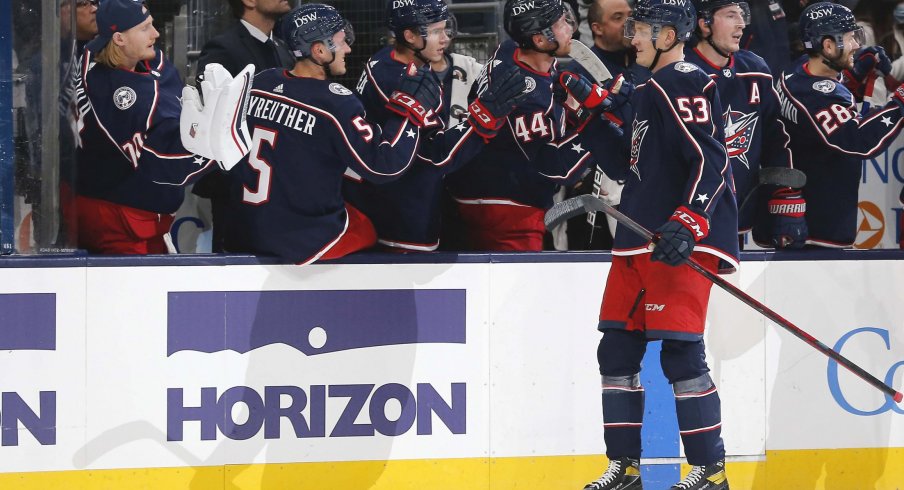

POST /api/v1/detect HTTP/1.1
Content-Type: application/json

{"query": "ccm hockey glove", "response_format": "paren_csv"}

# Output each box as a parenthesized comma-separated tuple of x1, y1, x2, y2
(555, 71, 611, 131)
(387, 63, 442, 129)
(468, 63, 528, 140)
(651, 206, 710, 267)
(181, 63, 255, 171)
(768, 188, 807, 249)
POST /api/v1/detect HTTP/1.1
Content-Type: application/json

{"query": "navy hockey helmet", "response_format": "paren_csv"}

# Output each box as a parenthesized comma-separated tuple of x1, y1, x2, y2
(691, 0, 750, 26)
(279, 4, 355, 60)
(799, 2, 863, 53)
(387, 0, 454, 39)
(504, 0, 572, 48)
(626, 0, 697, 43)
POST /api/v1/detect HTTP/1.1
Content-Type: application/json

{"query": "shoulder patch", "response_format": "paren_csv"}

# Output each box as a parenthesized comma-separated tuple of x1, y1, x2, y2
(113, 86, 137, 110)
(812, 80, 836, 94)
(675, 62, 697, 73)
(329, 83, 353, 96)
(523, 76, 536, 93)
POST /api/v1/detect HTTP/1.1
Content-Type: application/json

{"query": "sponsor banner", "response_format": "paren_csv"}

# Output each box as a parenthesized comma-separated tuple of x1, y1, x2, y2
(860, 133, 904, 248)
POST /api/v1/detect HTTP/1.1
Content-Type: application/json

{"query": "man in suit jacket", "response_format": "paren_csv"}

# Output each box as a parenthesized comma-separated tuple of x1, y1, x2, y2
(193, 0, 293, 252)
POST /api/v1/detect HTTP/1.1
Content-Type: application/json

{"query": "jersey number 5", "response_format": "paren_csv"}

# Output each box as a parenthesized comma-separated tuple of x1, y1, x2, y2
(676, 96, 711, 123)
(243, 127, 277, 205)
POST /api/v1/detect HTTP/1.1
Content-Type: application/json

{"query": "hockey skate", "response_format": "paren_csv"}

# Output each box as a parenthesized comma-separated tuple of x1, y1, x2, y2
(582, 457, 642, 490)
(669, 460, 728, 489)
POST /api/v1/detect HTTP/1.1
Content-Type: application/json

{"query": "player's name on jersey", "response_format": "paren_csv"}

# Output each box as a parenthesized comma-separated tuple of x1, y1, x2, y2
(248, 94, 317, 135)
(774, 82, 799, 125)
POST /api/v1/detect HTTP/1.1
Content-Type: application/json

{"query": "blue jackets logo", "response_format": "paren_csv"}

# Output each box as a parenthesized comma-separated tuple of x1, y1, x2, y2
(166, 289, 467, 441)
(827, 327, 904, 416)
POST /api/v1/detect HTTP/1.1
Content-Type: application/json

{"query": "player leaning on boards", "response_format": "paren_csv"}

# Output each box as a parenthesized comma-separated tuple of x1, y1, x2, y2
(444, 0, 599, 251)
(73, 0, 251, 254)
(347, 0, 522, 252)
(581, 0, 735, 489)
(224, 4, 457, 264)
(756, 1, 904, 249)
(684, 0, 799, 249)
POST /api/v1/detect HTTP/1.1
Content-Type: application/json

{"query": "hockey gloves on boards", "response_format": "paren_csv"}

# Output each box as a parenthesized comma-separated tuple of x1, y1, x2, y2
(180, 63, 255, 171)
(387, 63, 442, 129)
(651, 206, 710, 267)
(555, 71, 610, 131)
(468, 63, 529, 141)
(768, 188, 807, 249)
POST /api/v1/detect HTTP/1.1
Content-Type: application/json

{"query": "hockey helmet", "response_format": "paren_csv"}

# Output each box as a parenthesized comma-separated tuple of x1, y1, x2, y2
(691, 0, 750, 26)
(799, 1, 863, 52)
(279, 4, 355, 60)
(387, 0, 455, 39)
(626, 0, 697, 43)
(504, 0, 574, 48)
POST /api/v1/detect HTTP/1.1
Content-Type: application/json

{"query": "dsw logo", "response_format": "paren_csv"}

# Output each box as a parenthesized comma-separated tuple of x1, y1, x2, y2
(827, 327, 904, 416)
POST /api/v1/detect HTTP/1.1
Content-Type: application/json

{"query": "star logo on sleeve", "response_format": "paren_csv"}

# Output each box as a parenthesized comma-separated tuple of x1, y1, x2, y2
(571, 143, 584, 153)
(882, 116, 893, 127)
(193, 156, 206, 166)
(454, 122, 467, 131)
(406, 128, 416, 138)
(695, 193, 710, 205)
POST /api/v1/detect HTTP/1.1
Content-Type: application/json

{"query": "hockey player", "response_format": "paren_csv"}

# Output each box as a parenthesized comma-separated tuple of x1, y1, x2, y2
(444, 0, 597, 251)
(348, 0, 520, 252)
(684, 0, 797, 245)
(758, 1, 904, 248)
(73, 0, 251, 254)
(581, 0, 735, 488)
(224, 4, 476, 264)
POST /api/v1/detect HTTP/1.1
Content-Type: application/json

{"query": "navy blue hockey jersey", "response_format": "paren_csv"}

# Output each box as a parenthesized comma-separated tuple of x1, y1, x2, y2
(348, 46, 485, 250)
(74, 49, 216, 213)
(769, 59, 904, 247)
(226, 69, 424, 263)
(444, 40, 593, 210)
(684, 47, 793, 233)
(614, 61, 739, 272)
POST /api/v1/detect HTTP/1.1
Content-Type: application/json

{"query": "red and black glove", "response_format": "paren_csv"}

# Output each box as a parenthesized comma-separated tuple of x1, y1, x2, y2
(468, 63, 528, 141)
(387, 63, 442, 129)
(844, 46, 892, 98)
(650, 206, 709, 266)
(555, 71, 611, 131)
(768, 188, 807, 249)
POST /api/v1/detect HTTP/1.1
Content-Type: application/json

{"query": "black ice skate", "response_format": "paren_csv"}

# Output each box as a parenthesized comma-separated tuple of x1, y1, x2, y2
(669, 460, 729, 489)
(582, 457, 642, 490)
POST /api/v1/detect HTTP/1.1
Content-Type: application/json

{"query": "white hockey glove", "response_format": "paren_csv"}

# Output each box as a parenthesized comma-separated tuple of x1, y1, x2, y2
(180, 63, 255, 171)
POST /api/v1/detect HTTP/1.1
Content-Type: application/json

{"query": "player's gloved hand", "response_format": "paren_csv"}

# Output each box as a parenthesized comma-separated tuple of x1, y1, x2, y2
(387, 63, 442, 129)
(468, 63, 528, 141)
(768, 187, 808, 249)
(891, 83, 904, 114)
(844, 46, 892, 97)
(650, 206, 710, 267)
(555, 71, 611, 131)
(180, 63, 255, 171)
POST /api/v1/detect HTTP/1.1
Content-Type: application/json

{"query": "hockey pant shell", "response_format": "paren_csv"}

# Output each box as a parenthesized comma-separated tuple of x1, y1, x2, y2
(76, 195, 174, 254)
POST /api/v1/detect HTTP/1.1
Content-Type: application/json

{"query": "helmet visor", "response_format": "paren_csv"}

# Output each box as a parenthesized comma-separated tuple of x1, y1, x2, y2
(343, 20, 355, 47)
(624, 17, 652, 41)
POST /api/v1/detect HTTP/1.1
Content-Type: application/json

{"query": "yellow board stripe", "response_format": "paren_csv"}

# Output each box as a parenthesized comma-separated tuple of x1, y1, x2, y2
(2, 448, 902, 489)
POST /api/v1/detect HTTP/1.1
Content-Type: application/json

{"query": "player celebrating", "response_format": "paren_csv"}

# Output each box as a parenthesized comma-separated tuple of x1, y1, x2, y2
(73, 0, 250, 254)
(581, 0, 735, 489)
(224, 4, 437, 264)
(445, 0, 595, 251)
(758, 1, 904, 248)
(348, 0, 523, 252)
(684, 0, 797, 246)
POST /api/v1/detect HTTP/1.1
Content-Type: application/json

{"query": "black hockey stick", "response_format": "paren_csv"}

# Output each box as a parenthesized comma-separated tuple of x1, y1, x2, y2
(737, 167, 807, 214)
(545, 195, 904, 403)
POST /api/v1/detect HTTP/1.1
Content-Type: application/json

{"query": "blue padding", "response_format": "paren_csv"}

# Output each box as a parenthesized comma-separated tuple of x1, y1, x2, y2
(640, 462, 680, 490)
(641, 341, 680, 458)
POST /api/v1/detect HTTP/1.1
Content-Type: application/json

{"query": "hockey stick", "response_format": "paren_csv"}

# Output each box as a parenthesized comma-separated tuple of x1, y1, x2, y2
(545, 195, 904, 403)
(737, 167, 807, 214)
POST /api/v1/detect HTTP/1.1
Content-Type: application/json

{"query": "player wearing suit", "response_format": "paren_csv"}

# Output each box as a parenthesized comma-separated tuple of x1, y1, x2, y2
(74, 0, 219, 254)
(346, 0, 491, 251)
(582, 1, 733, 489)
(223, 4, 447, 264)
(759, 2, 904, 248)
(685, 0, 794, 240)
(444, 0, 593, 251)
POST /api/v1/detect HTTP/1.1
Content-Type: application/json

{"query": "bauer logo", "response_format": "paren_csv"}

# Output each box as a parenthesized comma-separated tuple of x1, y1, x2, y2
(166, 289, 466, 356)
(0, 293, 58, 446)
(828, 327, 904, 416)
